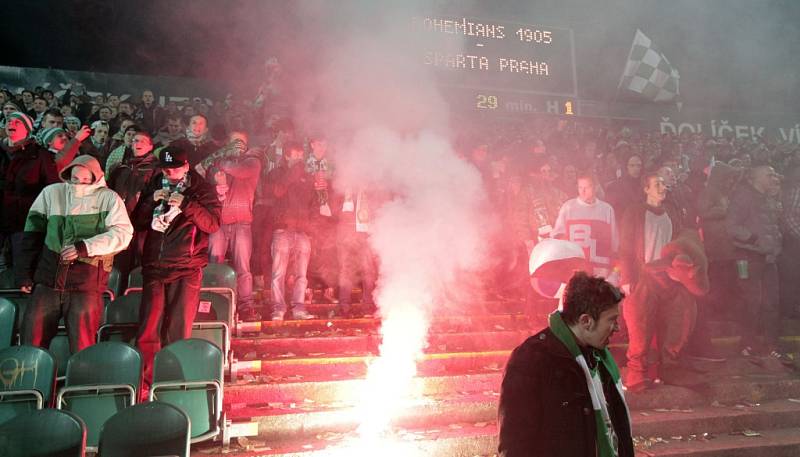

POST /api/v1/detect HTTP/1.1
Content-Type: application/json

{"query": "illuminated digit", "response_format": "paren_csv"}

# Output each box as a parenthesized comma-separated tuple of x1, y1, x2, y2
(534, 30, 543, 43)
(476, 95, 487, 109)
(516, 28, 523, 40)
(488, 96, 498, 109)
(543, 30, 553, 44)
(565, 101, 574, 115)
(525, 29, 534, 42)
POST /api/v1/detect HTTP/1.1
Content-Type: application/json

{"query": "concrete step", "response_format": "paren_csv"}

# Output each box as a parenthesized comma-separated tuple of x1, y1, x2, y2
(225, 390, 800, 446)
(192, 421, 499, 456)
(225, 359, 799, 408)
(706, 318, 800, 340)
(232, 330, 532, 358)
(233, 350, 510, 380)
(192, 423, 800, 457)
(634, 427, 800, 456)
(235, 313, 540, 337)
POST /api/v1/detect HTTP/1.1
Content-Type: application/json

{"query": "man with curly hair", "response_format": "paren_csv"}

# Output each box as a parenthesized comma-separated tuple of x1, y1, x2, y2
(498, 271, 633, 457)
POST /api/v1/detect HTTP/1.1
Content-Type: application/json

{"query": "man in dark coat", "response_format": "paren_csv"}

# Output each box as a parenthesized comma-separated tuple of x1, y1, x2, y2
(726, 165, 782, 356)
(1, 111, 60, 266)
(498, 272, 633, 457)
(132, 145, 221, 386)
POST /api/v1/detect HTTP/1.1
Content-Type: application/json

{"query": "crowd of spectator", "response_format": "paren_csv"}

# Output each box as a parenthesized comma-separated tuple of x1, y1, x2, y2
(2, 68, 800, 392)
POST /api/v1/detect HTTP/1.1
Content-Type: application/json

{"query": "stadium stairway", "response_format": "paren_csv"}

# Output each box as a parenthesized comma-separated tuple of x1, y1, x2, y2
(193, 301, 800, 457)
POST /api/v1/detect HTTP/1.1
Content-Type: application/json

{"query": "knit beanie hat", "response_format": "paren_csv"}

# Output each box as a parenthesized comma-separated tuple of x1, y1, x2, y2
(65, 116, 81, 127)
(37, 127, 66, 147)
(7, 111, 34, 136)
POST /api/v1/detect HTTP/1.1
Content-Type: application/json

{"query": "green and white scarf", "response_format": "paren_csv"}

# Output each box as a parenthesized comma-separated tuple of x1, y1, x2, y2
(549, 311, 629, 457)
(151, 174, 188, 232)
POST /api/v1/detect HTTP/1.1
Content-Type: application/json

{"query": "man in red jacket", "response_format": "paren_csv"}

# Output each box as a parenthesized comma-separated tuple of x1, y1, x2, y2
(203, 131, 262, 321)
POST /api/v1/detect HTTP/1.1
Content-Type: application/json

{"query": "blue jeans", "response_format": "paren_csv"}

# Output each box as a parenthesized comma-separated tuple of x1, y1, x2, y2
(209, 223, 254, 310)
(271, 230, 311, 313)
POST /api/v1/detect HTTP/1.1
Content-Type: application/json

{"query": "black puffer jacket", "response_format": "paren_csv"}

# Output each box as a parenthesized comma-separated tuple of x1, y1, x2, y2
(498, 328, 634, 457)
(1, 139, 59, 233)
(132, 170, 220, 280)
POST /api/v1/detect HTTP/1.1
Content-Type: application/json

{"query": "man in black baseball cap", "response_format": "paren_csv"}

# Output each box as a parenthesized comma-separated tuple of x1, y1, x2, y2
(131, 144, 221, 394)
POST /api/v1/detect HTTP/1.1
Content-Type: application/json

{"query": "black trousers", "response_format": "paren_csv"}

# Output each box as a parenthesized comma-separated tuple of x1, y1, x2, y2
(251, 205, 274, 277)
(136, 269, 202, 383)
(779, 236, 800, 316)
(22, 284, 103, 354)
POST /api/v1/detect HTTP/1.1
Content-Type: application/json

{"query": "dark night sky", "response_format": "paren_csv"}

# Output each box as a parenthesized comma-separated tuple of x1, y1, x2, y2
(6, 0, 800, 112)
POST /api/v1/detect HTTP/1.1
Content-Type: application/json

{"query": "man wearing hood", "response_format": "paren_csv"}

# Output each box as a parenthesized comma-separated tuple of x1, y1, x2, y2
(1, 111, 61, 267)
(15, 155, 133, 353)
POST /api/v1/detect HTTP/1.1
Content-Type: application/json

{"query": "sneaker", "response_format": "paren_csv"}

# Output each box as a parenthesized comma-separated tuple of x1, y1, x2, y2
(292, 309, 315, 320)
(271, 311, 285, 321)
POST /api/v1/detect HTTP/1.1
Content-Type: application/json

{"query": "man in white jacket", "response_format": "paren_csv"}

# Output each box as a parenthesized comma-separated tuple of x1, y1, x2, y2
(552, 174, 619, 282)
(16, 155, 133, 353)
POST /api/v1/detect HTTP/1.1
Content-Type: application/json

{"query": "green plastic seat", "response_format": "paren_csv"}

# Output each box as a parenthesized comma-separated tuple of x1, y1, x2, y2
(96, 292, 231, 372)
(201, 264, 237, 336)
(96, 293, 142, 344)
(0, 298, 15, 349)
(8, 295, 30, 344)
(0, 408, 86, 457)
(98, 401, 189, 457)
(105, 267, 121, 302)
(125, 267, 143, 294)
(151, 338, 223, 443)
(0, 346, 56, 425)
(56, 342, 142, 450)
(202, 263, 237, 290)
(0, 270, 15, 290)
(49, 329, 71, 380)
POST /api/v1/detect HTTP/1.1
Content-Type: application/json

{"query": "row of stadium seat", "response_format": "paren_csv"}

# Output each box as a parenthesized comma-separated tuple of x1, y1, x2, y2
(1, 401, 191, 457)
(0, 338, 223, 453)
(0, 263, 238, 377)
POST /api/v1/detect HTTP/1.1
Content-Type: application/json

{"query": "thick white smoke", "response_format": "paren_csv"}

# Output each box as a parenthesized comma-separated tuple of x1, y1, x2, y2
(290, 1, 491, 451)
(342, 126, 489, 441)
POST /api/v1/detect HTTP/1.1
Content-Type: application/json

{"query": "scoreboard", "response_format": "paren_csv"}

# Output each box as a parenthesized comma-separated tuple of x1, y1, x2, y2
(413, 15, 578, 114)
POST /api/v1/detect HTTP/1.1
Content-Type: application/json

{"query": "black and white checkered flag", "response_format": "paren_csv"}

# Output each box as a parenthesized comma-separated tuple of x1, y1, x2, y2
(618, 29, 680, 102)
